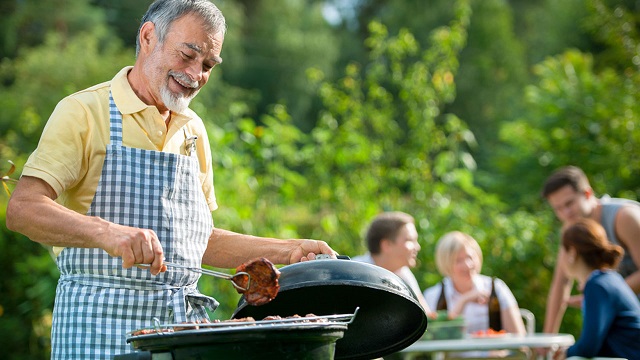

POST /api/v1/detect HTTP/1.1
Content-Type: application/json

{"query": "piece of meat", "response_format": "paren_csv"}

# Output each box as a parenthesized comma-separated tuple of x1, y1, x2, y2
(235, 257, 281, 306)
(130, 328, 174, 336)
(224, 316, 256, 323)
(173, 318, 212, 331)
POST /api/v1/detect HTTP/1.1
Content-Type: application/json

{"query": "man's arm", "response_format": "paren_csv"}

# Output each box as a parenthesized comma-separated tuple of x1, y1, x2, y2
(543, 247, 573, 333)
(615, 206, 640, 293)
(502, 305, 527, 335)
(201, 227, 337, 269)
(6, 176, 166, 274)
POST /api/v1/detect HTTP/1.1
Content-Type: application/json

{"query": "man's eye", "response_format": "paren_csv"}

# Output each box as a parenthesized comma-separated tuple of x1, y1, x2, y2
(182, 52, 194, 59)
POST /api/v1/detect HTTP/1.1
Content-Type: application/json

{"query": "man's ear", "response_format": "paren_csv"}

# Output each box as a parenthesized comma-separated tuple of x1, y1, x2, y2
(379, 238, 393, 252)
(584, 187, 594, 199)
(138, 21, 157, 55)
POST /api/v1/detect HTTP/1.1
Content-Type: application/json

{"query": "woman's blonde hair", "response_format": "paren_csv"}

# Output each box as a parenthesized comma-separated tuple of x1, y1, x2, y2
(435, 231, 483, 277)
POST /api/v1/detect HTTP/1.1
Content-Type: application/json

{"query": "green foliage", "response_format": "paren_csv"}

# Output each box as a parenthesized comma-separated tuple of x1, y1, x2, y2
(451, 0, 528, 166)
(512, 0, 592, 66)
(0, 25, 132, 155)
(221, 0, 341, 130)
(584, 0, 640, 72)
(496, 49, 640, 203)
(3, 0, 640, 357)
(0, 0, 105, 59)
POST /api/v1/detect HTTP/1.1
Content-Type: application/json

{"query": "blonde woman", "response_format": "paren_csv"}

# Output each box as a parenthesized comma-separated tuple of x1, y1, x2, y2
(423, 231, 526, 336)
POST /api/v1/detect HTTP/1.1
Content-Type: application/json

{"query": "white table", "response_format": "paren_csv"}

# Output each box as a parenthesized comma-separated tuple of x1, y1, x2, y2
(399, 333, 575, 360)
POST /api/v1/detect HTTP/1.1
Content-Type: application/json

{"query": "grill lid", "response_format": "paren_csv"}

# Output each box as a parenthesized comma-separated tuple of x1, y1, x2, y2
(232, 258, 428, 360)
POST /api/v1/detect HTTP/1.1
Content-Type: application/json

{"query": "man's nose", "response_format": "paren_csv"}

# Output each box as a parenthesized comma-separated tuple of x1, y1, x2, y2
(185, 63, 203, 83)
(561, 206, 574, 219)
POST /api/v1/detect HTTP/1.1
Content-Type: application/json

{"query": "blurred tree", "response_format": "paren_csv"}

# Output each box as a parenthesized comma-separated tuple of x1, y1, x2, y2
(0, 0, 104, 60)
(448, 0, 527, 174)
(325, 0, 530, 186)
(509, 0, 593, 66)
(90, 0, 153, 49)
(222, 0, 341, 131)
(585, 0, 640, 72)
(496, 49, 640, 206)
(0, 25, 132, 155)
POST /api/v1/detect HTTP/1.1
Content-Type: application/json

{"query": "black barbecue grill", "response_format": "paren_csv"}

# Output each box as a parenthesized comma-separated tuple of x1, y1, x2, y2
(116, 257, 428, 360)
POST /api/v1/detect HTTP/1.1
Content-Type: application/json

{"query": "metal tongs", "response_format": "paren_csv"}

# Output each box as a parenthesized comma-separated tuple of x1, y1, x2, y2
(136, 262, 251, 292)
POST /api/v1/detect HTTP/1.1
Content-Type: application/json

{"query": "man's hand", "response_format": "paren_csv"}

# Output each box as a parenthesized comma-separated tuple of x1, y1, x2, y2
(7, 176, 166, 275)
(289, 239, 337, 264)
(566, 294, 583, 308)
(101, 223, 166, 275)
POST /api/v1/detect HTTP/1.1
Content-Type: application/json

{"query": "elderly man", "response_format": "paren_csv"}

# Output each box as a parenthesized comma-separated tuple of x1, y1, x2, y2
(541, 165, 640, 334)
(6, 1, 336, 358)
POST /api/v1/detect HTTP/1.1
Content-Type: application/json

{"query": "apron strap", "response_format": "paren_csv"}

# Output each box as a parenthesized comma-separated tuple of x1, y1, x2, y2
(108, 92, 123, 147)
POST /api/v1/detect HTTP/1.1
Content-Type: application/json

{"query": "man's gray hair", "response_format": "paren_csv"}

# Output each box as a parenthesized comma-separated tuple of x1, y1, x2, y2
(135, 0, 227, 56)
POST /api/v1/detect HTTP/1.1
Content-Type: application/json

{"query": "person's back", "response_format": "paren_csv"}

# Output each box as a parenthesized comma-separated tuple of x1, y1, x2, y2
(600, 195, 640, 278)
(576, 271, 640, 358)
(558, 219, 640, 359)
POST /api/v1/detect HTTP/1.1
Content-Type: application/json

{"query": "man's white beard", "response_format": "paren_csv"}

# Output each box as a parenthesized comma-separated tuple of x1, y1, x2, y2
(160, 85, 195, 114)
(160, 72, 199, 113)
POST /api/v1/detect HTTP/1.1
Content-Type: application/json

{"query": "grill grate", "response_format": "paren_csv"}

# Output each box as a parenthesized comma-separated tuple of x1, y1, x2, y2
(126, 307, 359, 338)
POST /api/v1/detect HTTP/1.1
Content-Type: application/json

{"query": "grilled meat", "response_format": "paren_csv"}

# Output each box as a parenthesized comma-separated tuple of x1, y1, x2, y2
(235, 257, 281, 306)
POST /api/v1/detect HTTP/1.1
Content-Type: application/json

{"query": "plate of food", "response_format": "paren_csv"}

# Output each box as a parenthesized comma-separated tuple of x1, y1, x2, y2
(470, 328, 509, 338)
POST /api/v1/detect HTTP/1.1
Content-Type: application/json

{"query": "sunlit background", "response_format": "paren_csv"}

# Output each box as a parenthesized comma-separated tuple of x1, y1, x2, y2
(1, 0, 640, 358)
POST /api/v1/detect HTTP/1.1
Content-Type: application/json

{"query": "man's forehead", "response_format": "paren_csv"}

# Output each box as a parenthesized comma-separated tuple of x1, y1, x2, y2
(167, 14, 224, 49)
(399, 223, 418, 239)
(549, 186, 580, 203)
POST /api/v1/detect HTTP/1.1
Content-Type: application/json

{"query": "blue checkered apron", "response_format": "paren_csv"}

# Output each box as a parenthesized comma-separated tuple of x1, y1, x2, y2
(51, 92, 216, 359)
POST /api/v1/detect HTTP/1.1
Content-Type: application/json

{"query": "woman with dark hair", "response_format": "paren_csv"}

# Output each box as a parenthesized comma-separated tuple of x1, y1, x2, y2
(554, 218, 640, 359)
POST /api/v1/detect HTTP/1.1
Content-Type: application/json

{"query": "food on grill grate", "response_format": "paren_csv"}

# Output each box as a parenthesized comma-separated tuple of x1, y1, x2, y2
(263, 314, 328, 323)
(130, 328, 174, 336)
(234, 257, 281, 306)
(174, 319, 214, 331)
(129, 314, 331, 337)
(215, 317, 256, 323)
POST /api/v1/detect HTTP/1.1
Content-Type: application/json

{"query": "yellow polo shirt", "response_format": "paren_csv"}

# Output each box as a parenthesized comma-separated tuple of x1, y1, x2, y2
(23, 66, 218, 222)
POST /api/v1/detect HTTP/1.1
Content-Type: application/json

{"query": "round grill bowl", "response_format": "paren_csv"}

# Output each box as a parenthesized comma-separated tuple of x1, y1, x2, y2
(233, 259, 428, 360)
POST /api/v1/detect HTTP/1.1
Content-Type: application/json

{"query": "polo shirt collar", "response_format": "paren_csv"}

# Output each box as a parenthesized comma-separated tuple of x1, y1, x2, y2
(110, 66, 196, 125)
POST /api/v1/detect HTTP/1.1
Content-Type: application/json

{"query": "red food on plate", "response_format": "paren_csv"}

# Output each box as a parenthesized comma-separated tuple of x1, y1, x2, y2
(472, 328, 507, 338)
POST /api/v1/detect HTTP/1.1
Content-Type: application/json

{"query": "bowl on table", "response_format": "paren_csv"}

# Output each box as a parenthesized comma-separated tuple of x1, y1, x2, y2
(422, 311, 466, 340)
